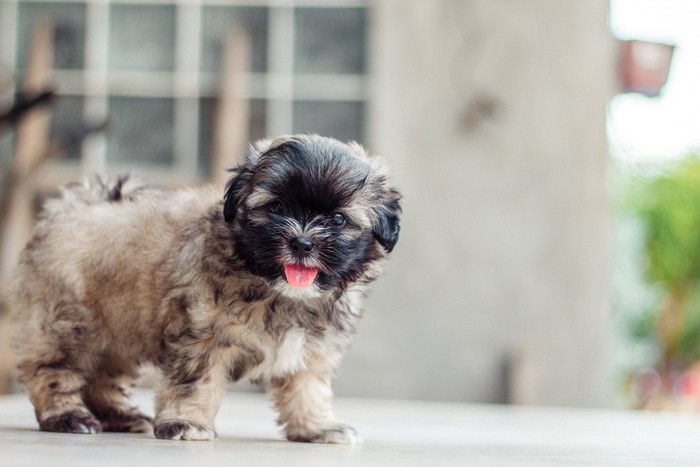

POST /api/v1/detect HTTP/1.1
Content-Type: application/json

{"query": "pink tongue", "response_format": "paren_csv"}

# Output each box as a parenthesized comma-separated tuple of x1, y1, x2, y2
(284, 264, 318, 288)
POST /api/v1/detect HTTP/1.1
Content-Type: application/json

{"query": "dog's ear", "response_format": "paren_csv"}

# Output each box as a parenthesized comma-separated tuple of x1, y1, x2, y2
(223, 165, 252, 223)
(224, 144, 264, 222)
(373, 188, 402, 253)
(225, 138, 296, 222)
(357, 147, 402, 253)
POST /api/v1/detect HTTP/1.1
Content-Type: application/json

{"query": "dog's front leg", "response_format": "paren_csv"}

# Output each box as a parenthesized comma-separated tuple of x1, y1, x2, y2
(269, 353, 361, 444)
(153, 351, 225, 441)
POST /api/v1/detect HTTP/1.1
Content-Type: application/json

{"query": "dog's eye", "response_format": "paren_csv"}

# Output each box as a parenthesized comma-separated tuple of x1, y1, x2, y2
(330, 212, 346, 226)
(267, 202, 284, 215)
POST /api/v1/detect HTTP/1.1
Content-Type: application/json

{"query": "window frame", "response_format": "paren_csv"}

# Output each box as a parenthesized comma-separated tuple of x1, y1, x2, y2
(0, 0, 369, 181)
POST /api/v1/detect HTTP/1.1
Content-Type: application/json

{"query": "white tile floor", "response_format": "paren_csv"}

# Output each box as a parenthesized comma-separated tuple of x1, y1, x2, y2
(3, 390, 700, 466)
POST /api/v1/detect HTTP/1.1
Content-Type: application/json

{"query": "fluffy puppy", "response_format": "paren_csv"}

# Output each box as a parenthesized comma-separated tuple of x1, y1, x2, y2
(10, 134, 401, 443)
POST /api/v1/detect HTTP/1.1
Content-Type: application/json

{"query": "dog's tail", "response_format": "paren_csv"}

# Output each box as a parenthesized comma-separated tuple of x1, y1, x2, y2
(41, 174, 161, 217)
(65, 173, 154, 203)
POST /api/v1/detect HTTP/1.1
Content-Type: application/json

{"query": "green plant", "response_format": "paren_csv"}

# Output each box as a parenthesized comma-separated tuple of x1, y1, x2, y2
(630, 155, 700, 367)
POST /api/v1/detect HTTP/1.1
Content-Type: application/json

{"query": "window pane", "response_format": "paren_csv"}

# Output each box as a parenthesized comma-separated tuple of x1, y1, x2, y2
(198, 98, 267, 174)
(201, 7, 268, 73)
(50, 95, 84, 161)
(109, 5, 175, 72)
(295, 8, 366, 74)
(107, 97, 174, 164)
(18, 2, 86, 70)
(293, 101, 364, 143)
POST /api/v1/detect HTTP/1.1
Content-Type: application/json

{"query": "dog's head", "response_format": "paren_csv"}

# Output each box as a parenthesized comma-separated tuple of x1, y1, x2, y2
(223, 134, 401, 298)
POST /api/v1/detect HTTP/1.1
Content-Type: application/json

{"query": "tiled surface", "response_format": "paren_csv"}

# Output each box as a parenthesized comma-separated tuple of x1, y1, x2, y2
(3, 390, 700, 466)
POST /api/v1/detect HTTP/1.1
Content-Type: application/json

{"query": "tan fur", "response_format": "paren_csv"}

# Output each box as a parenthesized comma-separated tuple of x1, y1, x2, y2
(10, 135, 399, 443)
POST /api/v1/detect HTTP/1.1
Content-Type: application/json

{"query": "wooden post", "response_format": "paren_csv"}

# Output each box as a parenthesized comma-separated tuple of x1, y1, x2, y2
(14, 17, 53, 180)
(507, 340, 542, 405)
(212, 30, 251, 187)
(0, 18, 55, 393)
(1, 17, 54, 280)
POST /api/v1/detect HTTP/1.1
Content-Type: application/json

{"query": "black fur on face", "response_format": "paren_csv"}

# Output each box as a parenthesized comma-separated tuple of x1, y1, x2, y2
(223, 135, 402, 295)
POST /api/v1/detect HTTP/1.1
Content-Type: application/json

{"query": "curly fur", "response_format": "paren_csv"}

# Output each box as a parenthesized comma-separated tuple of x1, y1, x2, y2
(10, 134, 401, 443)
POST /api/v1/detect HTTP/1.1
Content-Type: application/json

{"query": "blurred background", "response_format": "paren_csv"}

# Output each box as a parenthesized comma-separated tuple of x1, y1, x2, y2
(0, 0, 697, 412)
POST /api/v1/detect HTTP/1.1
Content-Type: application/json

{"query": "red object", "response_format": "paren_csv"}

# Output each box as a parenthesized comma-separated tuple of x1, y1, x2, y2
(619, 40, 675, 97)
(675, 372, 698, 396)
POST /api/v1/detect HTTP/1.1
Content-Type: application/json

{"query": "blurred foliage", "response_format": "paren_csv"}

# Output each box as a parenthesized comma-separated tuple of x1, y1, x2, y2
(677, 289, 700, 365)
(627, 155, 700, 367)
(628, 307, 658, 341)
(629, 156, 700, 288)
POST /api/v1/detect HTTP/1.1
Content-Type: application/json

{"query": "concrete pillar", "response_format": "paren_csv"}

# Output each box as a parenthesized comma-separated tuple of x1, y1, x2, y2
(336, 0, 614, 406)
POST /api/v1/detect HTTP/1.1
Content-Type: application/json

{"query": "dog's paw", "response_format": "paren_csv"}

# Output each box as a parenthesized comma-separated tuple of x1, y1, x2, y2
(154, 420, 216, 441)
(95, 409, 152, 433)
(286, 424, 362, 444)
(39, 411, 103, 434)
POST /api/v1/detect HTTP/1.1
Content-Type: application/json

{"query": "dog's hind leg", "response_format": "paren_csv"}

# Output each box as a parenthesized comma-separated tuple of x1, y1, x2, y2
(14, 303, 104, 434)
(17, 347, 102, 433)
(82, 355, 152, 433)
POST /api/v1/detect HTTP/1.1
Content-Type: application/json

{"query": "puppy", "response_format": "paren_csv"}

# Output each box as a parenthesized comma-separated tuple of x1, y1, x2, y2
(10, 134, 401, 443)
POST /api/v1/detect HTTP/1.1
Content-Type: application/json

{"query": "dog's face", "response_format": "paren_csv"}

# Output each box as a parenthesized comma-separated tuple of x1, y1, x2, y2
(223, 135, 401, 298)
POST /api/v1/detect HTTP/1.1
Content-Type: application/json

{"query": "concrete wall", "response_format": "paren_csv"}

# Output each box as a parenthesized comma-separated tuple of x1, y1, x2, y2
(335, 0, 614, 406)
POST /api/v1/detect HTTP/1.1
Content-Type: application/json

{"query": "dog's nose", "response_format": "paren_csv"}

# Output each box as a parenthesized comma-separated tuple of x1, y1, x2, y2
(290, 237, 314, 258)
